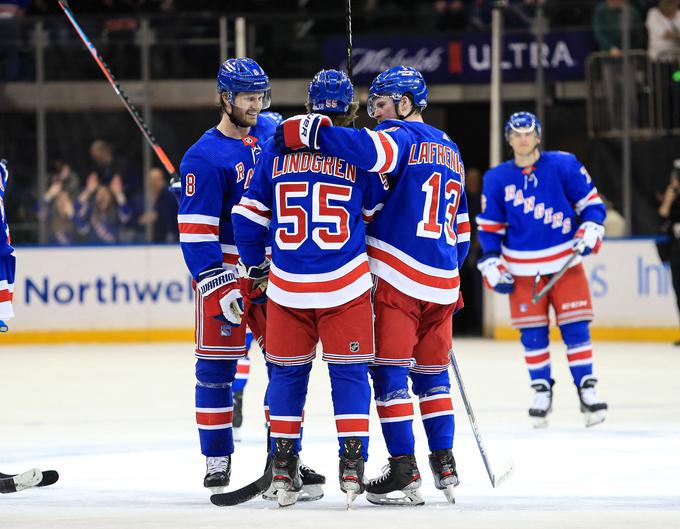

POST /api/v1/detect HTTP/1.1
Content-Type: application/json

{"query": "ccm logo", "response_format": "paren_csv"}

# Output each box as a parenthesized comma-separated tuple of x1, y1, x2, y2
(561, 300, 588, 310)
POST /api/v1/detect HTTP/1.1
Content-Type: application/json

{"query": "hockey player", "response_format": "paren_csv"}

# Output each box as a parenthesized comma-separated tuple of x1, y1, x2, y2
(0, 159, 15, 333)
(178, 57, 277, 492)
(476, 111, 608, 428)
(233, 69, 389, 508)
(275, 66, 470, 505)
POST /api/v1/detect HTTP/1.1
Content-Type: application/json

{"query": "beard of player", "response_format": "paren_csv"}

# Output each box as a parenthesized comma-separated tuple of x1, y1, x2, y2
(220, 93, 255, 129)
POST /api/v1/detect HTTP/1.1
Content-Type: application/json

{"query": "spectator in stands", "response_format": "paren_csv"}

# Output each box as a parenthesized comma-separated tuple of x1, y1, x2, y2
(658, 160, 680, 344)
(593, 0, 646, 130)
(39, 162, 81, 245)
(593, 0, 646, 57)
(48, 160, 80, 198)
(46, 191, 79, 246)
(133, 167, 178, 243)
(647, 0, 680, 127)
(647, 0, 680, 61)
(89, 140, 122, 184)
(77, 172, 132, 244)
(89, 139, 141, 193)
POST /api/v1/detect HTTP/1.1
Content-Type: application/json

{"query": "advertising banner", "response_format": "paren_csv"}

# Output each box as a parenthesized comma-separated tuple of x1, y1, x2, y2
(322, 29, 592, 85)
(7, 246, 193, 335)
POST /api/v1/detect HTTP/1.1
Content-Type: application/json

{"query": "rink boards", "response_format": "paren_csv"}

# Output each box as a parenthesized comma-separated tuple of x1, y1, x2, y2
(2, 239, 678, 343)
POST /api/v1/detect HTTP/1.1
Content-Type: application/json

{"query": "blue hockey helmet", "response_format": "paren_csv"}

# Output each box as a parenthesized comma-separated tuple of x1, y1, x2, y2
(217, 57, 271, 109)
(307, 69, 354, 114)
(504, 111, 541, 142)
(367, 66, 428, 118)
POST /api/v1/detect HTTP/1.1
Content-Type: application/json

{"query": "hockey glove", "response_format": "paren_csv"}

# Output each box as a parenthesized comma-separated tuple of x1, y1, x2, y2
(573, 221, 604, 256)
(236, 258, 270, 305)
(196, 269, 244, 325)
(274, 113, 331, 153)
(169, 174, 182, 204)
(477, 254, 515, 294)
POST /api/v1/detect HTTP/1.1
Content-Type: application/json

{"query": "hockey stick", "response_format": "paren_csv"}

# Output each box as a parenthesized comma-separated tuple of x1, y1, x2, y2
(56, 0, 177, 180)
(0, 469, 59, 488)
(210, 456, 273, 506)
(531, 241, 585, 304)
(0, 469, 42, 494)
(345, 0, 353, 82)
(449, 351, 514, 488)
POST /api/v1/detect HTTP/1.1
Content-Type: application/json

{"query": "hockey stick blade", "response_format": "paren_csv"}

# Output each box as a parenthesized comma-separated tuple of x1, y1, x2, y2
(492, 460, 515, 488)
(0, 469, 59, 488)
(0, 469, 42, 494)
(210, 460, 273, 506)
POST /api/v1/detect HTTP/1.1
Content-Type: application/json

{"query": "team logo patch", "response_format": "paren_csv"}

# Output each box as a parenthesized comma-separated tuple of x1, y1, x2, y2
(519, 303, 528, 313)
(220, 325, 232, 337)
(242, 135, 258, 147)
(349, 341, 360, 353)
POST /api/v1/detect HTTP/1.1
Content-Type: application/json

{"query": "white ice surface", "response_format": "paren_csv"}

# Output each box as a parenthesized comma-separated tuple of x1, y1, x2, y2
(1, 339, 679, 528)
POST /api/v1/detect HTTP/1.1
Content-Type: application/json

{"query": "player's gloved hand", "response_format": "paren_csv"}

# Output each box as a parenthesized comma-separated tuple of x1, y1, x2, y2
(477, 254, 515, 294)
(274, 113, 332, 153)
(169, 174, 182, 204)
(196, 269, 244, 325)
(236, 258, 270, 305)
(453, 292, 464, 315)
(573, 221, 604, 256)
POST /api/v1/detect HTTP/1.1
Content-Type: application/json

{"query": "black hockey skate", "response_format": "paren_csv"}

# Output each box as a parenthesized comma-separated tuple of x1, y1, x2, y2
(339, 437, 366, 508)
(263, 461, 326, 502)
(428, 449, 460, 504)
(366, 454, 424, 506)
(529, 378, 554, 428)
(578, 376, 608, 427)
(232, 391, 243, 442)
(271, 438, 302, 507)
(204, 456, 231, 492)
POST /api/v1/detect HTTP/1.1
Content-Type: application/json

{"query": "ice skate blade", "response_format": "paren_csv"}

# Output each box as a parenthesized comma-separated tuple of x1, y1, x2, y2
(532, 416, 549, 429)
(346, 490, 356, 509)
(443, 484, 455, 504)
(264, 483, 323, 502)
(298, 484, 324, 501)
(276, 489, 299, 507)
(366, 489, 425, 506)
(14, 469, 43, 491)
(584, 410, 606, 427)
(208, 486, 226, 494)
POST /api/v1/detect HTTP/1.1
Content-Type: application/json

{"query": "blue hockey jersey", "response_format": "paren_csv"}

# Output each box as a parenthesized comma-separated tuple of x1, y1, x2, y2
(0, 163, 10, 257)
(232, 138, 389, 309)
(0, 161, 16, 320)
(315, 120, 470, 305)
(178, 116, 275, 280)
(476, 151, 606, 276)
